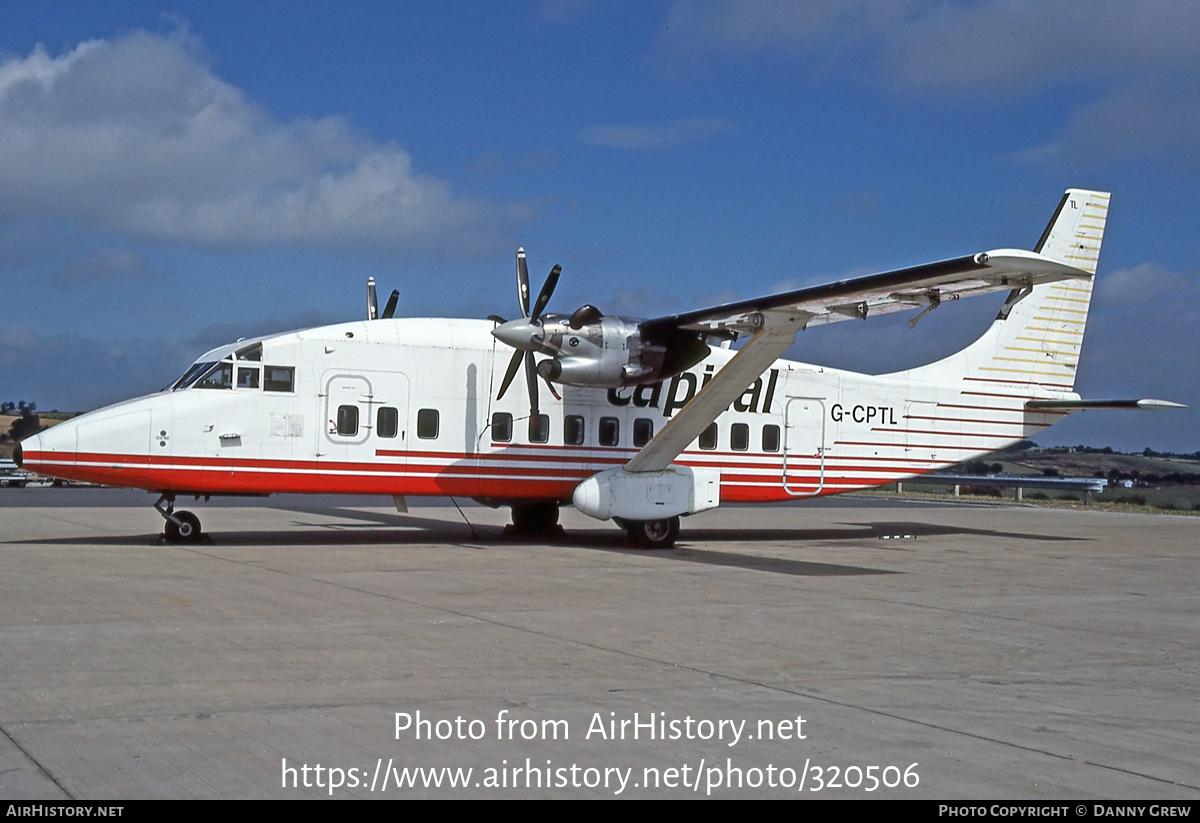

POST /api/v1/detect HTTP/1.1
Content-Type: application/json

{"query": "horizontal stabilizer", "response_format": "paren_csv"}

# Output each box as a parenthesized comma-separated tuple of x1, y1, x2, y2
(1026, 398, 1186, 411)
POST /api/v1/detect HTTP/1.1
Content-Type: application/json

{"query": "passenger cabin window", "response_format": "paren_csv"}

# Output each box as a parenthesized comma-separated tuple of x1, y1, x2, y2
(264, 366, 295, 392)
(194, 361, 233, 390)
(564, 415, 584, 446)
(237, 367, 260, 389)
(529, 414, 549, 443)
(699, 423, 718, 450)
(337, 405, 359, 436)
(633, 418, 654, 447)
(378, 407, 399, 439)
(417, 409, 439, 439)
(762, 424, 781, 453)
(491, 412, 512, 443)
(599, 417, 620, 447)
(731, 423, 749, 451)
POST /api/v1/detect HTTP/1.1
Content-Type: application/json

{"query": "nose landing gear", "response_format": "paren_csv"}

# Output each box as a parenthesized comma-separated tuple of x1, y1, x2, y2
(154, 493, 205, 543)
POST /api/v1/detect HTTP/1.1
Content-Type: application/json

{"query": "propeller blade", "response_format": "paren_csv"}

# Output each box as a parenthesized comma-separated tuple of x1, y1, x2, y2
(381, 290, 399, 319)
(367, 277, 378, 320)
(516, 248, 530, 318)
(487, 314, 507, 324)
(543, 374, 561, 401)
(530, 265, 561, 322)
(497, 349, 524, 400)
(525, 350, 539, 418)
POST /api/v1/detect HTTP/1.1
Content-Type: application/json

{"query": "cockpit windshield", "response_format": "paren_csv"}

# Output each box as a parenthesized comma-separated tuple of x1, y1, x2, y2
(167, 339, 283, 392)
(171, 361, 217, 391)
(193, 360, 234, 390)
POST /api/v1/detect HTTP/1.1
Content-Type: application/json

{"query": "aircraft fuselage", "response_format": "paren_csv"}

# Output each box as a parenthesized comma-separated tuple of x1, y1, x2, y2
(20, 317, 1060, 504)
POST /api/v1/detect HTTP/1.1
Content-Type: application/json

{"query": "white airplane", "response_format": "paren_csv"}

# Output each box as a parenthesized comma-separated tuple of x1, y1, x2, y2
(16, 189, 1181, 546)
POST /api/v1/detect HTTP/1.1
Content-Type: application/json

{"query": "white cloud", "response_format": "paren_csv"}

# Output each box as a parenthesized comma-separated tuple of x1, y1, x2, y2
(1095, 262, 1190, 307)
(577, 118, 733, 150)
(658, 0, 1200, 168)
(50, 248, 161, 287)
(0, 31, 530, 257)
(661, 1, 907, 57)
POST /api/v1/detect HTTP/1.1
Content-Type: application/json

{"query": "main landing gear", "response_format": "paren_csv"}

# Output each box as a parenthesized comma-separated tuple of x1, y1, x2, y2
(507, 502, 563, 537)
(505, 502, 680, 548)
(614, 516, 680, 549)
(154, 493, 204, 543)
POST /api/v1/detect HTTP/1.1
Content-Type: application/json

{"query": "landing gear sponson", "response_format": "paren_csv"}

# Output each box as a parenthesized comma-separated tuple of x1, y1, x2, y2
(154, 493, 204, 543)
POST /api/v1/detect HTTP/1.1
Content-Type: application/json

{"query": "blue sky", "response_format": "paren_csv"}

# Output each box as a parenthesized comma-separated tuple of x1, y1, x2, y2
(2, 1, 1198, 451)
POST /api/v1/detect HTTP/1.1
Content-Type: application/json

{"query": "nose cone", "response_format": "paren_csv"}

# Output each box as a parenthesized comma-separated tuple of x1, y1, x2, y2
(491, 318, 542, 350)
(14, 430, 52, 477)
(15, 427, 59, 474)
(15, 432, 40, 463)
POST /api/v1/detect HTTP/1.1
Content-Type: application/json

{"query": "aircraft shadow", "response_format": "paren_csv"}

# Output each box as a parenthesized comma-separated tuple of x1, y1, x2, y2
(7, 511, 1081, 578)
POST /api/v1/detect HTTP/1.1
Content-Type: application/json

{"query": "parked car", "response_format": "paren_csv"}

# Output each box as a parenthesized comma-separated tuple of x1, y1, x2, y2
(0, 458, 30, 488)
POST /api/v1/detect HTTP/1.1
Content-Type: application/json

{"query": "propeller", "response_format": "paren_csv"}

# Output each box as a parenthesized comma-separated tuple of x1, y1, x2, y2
(381, 289, 399, 319)
(493, 249, 563, 415)
(367, 277, 400, 320)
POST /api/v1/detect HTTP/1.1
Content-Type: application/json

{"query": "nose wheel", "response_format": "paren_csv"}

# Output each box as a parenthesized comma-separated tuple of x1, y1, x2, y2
(154, 494, 205, 543)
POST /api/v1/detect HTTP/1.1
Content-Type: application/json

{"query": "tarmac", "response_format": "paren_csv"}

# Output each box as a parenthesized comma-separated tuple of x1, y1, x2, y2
(0, 488, 1196, 799)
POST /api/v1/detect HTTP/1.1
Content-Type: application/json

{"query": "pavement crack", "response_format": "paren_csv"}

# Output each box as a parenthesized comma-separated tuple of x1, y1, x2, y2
(1, 722, 75, 799)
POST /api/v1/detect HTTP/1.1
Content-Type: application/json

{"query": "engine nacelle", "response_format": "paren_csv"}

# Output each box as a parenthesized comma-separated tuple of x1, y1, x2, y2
(533, 314, 711, 389)
(572, 466, 722, 521)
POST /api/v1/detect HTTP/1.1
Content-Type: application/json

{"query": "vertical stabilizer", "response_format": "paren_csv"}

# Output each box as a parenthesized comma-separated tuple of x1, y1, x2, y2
(901, 189, 1109, 395)
(990, 189, 1108, 391)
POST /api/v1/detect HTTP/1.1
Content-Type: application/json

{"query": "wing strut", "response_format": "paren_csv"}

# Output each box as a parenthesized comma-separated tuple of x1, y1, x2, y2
(625, 316, 804, 474)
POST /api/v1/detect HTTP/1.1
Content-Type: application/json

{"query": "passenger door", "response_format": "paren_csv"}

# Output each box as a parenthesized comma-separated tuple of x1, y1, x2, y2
(782, 397, 827, 496)
(319, 371, 409, 467)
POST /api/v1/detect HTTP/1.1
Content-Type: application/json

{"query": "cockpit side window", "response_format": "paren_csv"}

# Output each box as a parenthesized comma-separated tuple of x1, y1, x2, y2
(263, 366, 295, 393)
(194, 360, 234, 390)
(237, 367, 260, 389)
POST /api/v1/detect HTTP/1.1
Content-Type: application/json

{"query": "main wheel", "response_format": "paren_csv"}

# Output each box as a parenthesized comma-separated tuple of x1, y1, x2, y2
(165, 510, 202, 543)
(625, 516, 680, 549)
(510, 502, 560, 535)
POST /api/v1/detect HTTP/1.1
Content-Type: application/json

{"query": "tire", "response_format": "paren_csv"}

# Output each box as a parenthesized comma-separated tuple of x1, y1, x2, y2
(511, 502, 560, 534)
(165, 511, 202, 543)
(626, 516, 680, 549)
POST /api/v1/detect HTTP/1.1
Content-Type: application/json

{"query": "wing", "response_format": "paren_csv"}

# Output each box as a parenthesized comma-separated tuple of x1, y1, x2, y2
(626, 248, 1092, 474)
(639, 248, 1088, 339)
